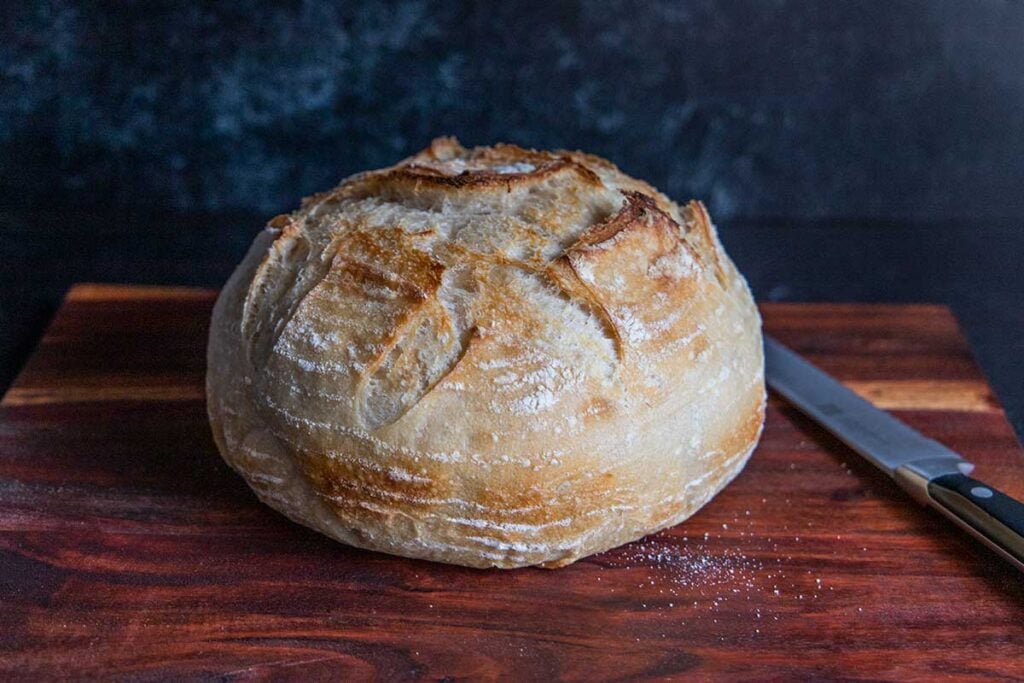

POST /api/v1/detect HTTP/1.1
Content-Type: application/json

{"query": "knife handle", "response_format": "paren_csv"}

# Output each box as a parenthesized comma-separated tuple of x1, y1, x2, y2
(925, 473, 1024, 572)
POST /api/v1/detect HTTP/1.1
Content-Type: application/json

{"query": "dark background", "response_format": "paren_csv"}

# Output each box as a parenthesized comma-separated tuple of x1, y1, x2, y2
(2, 1, 1022, 436)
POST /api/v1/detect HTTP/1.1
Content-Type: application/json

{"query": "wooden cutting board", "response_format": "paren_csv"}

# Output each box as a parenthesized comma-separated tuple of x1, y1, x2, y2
(2, 284, 1022, 680)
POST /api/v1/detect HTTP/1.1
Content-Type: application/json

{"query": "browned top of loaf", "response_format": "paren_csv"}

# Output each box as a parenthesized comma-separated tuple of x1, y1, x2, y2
(242, 138, 737, 439)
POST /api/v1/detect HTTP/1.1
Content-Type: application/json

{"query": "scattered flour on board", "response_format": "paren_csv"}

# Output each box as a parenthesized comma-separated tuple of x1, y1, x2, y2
(588, 500, 850, 639)
(616, 540, 761, 593)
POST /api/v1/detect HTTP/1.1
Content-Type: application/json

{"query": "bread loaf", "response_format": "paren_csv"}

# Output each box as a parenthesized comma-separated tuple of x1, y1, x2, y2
(206, 138, 765, 568)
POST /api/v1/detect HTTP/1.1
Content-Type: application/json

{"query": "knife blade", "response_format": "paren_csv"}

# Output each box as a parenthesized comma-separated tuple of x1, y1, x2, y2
(764, 334, 1024, 573)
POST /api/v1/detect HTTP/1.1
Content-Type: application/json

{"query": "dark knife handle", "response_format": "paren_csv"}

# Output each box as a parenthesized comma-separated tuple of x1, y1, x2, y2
(926, 473, 1024, 571)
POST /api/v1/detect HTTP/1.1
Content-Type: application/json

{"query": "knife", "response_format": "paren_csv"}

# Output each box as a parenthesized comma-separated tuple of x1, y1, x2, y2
(764, 335, 1024, 572)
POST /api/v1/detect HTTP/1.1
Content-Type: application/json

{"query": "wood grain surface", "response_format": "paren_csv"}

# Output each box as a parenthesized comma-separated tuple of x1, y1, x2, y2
(2, 284, 1023, 680)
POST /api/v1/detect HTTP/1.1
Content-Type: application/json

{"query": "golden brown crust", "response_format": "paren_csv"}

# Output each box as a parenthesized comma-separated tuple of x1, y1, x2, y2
(207, 137, 765, 568)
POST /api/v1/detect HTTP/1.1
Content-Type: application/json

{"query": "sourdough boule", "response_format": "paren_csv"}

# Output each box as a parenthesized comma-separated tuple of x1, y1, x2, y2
(206, 138, 765, 568)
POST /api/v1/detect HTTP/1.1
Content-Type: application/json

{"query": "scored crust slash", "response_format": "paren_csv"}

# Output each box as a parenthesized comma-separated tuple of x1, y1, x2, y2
(206, 137, 765, 568)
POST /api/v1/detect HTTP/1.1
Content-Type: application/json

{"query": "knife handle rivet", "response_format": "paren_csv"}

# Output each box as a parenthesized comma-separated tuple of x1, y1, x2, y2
(970, 486, 994, 499)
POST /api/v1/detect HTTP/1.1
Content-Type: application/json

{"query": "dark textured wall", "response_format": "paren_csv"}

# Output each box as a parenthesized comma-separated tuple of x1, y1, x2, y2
(3, 1, 1024, 437)
(4, 0, 1024, 220)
